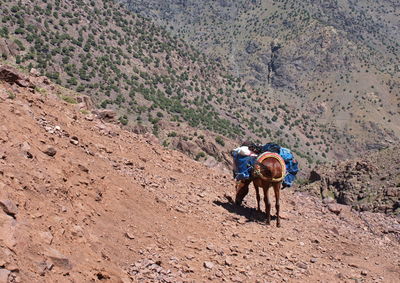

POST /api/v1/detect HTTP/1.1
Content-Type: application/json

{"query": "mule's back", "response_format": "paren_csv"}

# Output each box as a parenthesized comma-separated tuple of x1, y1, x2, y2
(264, 158, 284, 180)
(254, 152, 286, 183)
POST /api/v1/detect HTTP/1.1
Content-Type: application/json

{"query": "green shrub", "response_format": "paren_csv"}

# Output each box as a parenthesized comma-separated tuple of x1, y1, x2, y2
(118, 115, 128, 125)
(195, 151, 206, 160)
(215, 136, 225, 146)
(61, 95, 77, 104)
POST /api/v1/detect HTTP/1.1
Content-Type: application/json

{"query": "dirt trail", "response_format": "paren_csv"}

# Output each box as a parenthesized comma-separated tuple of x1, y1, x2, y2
(0, 69, 399, 282)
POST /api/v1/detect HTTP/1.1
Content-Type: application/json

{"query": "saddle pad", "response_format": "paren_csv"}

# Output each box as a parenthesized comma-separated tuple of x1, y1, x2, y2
(256, 152, 286, 180)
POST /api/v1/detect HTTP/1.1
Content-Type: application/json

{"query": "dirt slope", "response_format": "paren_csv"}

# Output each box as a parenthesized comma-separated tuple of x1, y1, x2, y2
(0, 69, 399, 282)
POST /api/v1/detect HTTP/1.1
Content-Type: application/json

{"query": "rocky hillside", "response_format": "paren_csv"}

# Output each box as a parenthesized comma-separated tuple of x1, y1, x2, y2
(123, 0, 399, 87)
(0, 0, 354, 167)
(1, 63, 399, 282)
(298, 147, 400, 215)
(121, 0, 400, 158)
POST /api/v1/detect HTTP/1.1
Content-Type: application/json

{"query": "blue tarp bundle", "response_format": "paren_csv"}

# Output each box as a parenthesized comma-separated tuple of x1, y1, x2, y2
(231, 151, 256, 180)
(279, 147, 299, 187)
(232, 144, 299, 187)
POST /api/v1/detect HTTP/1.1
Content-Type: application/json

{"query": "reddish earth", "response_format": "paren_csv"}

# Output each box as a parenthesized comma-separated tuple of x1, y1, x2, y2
(0, 68, 399, 282)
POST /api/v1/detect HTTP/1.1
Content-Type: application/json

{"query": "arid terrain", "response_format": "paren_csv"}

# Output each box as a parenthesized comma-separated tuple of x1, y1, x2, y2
(2, 0, 400, 167)
(1, 66, 399, 282)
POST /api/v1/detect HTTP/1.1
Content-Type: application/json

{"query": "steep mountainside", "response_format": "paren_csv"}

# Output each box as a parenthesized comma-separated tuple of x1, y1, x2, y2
(298, 147, 400, 215)
(0, 0, 354, 168)
(1, 65, 399, 282)
(121, 0, 400, 158)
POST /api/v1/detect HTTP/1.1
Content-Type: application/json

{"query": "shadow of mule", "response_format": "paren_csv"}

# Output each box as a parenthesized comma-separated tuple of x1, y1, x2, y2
(214, 199, 277, 223)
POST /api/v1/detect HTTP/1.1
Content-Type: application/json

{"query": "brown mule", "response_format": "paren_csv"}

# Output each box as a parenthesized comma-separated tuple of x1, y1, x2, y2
(235, 154, 285, 227)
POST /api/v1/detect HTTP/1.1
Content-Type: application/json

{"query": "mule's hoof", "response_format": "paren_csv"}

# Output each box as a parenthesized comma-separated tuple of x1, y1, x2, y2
(276, 223, 281, 228)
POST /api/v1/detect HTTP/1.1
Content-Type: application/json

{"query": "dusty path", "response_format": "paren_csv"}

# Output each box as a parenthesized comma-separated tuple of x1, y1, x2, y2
(0, 71, 399, 282)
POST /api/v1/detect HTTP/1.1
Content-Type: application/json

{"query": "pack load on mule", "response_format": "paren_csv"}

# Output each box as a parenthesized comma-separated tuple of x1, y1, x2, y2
(231, 142, 299, 187)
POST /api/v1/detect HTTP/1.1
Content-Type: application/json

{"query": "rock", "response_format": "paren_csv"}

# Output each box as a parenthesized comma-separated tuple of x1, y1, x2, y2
(30, 68, 40, 77)
(386, 188, 398, 197)
(203, 261, 214, 269)
(95, 109, 116, 122)
(0, 66, 23, 84)
(206, 243, 214, 251)
(125, 232, 135, 240)
(361, 270, 368, 276)
(296, 262, 308, 269)
(0, 213, 17, 249)
(0, 268, 11, 283)
(20, 142, 33, 159)
(78, 164, 89, 173)
(40, 231, 53, 245)
(224, 257, 233, 266)
(327, 203, 348, 215)
(45, 248, 72, 269)
(43, 146, 57, 157)
(0, 200, 18, 217)
(322, 197, 335, 204)
(310, 258, 318, 263)
(76, 95, 93, 110)
(0, 66, 29, 87)
(71, 225, 84, 237)
(70, 136, 79, 145)
(245, 40, 260, 54)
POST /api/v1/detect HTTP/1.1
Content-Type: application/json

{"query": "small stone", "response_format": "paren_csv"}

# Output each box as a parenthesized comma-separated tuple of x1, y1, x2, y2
(0, 199, 18, 217)
(20, 142, 33, 158)
(30, 68, 40, 76)
(70, 136, 79, 145)
(225, 257, 233, 266)
(84, 115, 94, 121)
(78, 164, 89, 173)
(310, 258, 318, 263)
(203, 261, 214, 269)
(296, 262, 308, 270)
(125, 232, 135, 240)
(361, 270, 368, 276)
(206, 243, 215, 251)
(322, 197, 335, 204)
(43, 146, 57, 157)
(327, 203, 343, 215)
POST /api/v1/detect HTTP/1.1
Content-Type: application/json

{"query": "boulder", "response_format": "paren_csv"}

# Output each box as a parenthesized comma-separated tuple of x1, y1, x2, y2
(76, 95, 93, 110)
(0, 269, 10, 283)
(45, 248, 72, 270)
(0, 200, 18, 217)
(0, 213, 17, 250)
(0, 65, 33, 88)
(95, 109, 116, 122)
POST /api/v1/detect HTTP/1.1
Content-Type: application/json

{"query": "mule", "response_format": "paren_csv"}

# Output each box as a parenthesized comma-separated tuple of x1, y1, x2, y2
(234, 153, 285, 227)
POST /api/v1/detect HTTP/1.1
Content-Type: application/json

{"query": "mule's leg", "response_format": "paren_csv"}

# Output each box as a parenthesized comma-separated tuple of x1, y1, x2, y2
(263, 185, 271, 225)
(235, 180, 250, 205)
(273, 182, 281, 227)
(255, 185, 261, 211)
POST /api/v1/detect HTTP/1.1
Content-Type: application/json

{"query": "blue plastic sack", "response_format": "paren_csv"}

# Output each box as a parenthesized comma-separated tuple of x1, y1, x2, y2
(232, 151, 256, 180)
